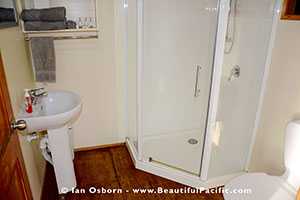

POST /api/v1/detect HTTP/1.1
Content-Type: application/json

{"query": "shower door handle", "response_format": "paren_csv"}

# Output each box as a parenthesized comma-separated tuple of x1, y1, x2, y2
(194, 65, 201, 97)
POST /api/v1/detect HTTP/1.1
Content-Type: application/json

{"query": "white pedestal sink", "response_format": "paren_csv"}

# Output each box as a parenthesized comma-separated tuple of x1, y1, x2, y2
(17, 90, 82, 194)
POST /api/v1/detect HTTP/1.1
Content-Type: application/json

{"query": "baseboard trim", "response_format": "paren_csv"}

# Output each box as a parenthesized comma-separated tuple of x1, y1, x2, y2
(74, 142, 125, 152)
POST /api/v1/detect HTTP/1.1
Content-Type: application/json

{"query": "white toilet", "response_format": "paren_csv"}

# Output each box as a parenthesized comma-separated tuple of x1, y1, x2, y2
(224, 120, 300, 200)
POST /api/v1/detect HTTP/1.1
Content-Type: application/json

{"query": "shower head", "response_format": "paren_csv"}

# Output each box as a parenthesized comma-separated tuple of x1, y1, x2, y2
(225, 0, 238, 54)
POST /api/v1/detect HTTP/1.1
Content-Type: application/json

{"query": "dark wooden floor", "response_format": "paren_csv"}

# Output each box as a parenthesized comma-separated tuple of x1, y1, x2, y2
(41, 145, 224, 200)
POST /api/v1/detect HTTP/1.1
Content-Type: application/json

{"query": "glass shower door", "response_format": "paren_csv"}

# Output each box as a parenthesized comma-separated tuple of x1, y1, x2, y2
(207, 0, 277, 178)
(141, 0, 219, 175)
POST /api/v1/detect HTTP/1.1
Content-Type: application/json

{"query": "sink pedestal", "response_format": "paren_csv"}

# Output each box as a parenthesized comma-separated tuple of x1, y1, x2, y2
(48, 125, 76, 194)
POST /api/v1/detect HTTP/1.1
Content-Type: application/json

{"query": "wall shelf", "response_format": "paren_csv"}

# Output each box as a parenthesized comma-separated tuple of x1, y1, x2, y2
(21, 0, 99, 40)
(23, 28, 99, 40)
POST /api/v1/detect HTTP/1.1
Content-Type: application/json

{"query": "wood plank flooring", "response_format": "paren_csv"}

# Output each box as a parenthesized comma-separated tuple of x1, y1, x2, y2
(41, 145, 224, 200)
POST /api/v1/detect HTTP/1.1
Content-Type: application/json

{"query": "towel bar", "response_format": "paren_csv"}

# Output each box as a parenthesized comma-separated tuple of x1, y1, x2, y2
(25, 35, 98, 41)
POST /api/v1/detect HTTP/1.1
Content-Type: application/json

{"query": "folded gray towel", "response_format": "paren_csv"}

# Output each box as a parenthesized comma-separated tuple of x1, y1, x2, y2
(24, 21, 66, 31)
(29, 37, 56, 83)
(0, 7, 15, 22)
(21, 7, 66, 22)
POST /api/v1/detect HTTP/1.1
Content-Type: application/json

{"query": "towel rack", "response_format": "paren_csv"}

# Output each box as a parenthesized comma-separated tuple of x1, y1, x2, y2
(23, 28, 99, 41)
(25, 35, 98, 41)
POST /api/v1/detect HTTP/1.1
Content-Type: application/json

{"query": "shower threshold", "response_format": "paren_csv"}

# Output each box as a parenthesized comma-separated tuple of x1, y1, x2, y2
(125, 138, 244, 190)
(148, 157, 199, 177)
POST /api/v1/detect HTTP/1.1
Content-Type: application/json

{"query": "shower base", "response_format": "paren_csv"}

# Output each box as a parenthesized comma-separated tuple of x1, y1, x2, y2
(126, 138, 244, 189)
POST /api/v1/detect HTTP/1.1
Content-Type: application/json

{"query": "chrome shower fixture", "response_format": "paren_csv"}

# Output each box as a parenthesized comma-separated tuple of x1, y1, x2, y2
(228, 65, 241, 81)
(225, 0, 238, 54)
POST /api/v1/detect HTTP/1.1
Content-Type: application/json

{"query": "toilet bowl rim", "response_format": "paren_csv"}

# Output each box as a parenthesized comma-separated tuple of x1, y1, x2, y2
(225, 172, 297, 194)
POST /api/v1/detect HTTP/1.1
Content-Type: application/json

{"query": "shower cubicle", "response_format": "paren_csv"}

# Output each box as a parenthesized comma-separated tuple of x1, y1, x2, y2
(124, 0, 281, 188)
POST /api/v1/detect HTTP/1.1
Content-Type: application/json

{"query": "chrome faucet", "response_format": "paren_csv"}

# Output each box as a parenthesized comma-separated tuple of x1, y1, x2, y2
(28, 88, 48, 105)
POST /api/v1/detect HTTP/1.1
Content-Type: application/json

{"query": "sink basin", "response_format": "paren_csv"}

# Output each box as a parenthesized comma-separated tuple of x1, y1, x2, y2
(18, 90, 82, 133)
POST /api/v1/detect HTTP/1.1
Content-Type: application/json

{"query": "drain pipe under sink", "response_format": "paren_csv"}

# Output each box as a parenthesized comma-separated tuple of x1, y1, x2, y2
(40, 136, 53, 165)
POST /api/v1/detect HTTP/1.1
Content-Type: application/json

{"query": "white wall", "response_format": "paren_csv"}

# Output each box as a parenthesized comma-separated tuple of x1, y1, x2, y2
(250, 20, 300, 175)
(0, 0, 17, 26)
(114, 0, 129, 142)
(45, 0, 125, 148)
(126, 0, 138, 148)
(22, 0, 33, 9)
(0, 1, 14, 7)
(33, 0, 49, 8)
(0, 26, 45, 200)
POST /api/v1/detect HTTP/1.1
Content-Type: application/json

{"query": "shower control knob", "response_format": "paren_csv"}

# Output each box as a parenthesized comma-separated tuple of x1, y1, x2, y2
(228, 65, 240, 81)
(188, 138, 198, 145)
